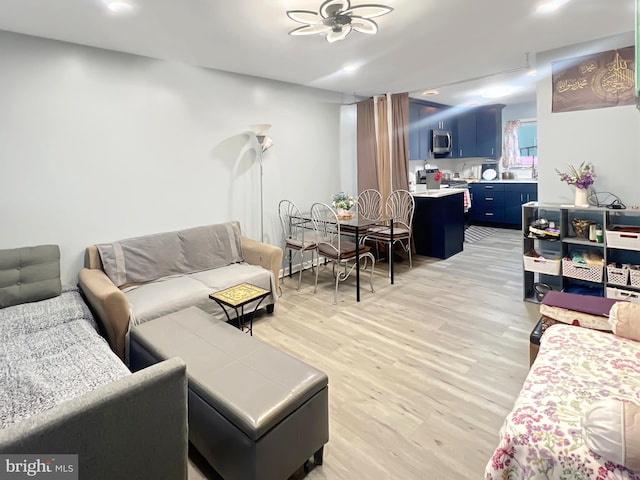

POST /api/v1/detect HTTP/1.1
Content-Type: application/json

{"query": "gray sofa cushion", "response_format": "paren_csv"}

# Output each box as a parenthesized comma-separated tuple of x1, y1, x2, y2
(126, 263, 275, 326)
(96, 222, 244, 287)
(0, 245, 61, 309)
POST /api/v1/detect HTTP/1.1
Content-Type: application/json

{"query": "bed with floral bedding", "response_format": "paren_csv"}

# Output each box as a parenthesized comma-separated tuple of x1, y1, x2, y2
(485, 323, 640, 480)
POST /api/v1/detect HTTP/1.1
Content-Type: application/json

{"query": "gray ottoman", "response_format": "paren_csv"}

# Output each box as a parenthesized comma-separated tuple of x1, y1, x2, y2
(129, 306, 329, 480)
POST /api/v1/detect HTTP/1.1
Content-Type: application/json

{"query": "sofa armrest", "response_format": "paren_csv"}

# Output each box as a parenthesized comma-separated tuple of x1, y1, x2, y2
(78, 267, 130, 360)
(0, 357, 188, 480)
(242, 236, 283, 294)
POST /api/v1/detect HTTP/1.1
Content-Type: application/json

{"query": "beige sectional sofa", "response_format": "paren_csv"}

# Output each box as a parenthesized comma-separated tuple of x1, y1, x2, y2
(78, 221, 283, 360)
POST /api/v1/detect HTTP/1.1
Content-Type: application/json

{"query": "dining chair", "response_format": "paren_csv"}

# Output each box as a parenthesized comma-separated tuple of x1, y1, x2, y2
(278, 199, 318, 291)
(310, 202, 376, 305)
(361, 189, 415, 277)
(357, 189, 383, 221)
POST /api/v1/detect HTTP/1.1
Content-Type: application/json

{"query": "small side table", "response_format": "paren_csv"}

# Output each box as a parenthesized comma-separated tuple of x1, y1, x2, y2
(209, 283, 270, 335)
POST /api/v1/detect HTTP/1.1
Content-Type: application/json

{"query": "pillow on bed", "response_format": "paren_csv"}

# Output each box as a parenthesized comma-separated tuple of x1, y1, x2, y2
(582, 399, 640, 472)
(609, 302, 640, 342)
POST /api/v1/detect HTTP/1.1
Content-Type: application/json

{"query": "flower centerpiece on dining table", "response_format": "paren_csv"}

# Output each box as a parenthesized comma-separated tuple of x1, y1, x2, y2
(332, 192, 356, 218)
(555, 162, 596, 207)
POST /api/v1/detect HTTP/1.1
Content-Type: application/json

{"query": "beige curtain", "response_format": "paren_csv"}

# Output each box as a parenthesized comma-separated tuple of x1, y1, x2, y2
(357, 92, 410, 205)
(376, 96, 392, 204)
(390, 93, 409, 192)
(357, 98, 379, 193)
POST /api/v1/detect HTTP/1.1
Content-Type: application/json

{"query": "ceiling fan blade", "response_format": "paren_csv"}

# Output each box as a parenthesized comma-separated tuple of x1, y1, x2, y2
(326, 25, 352, 43)
(320, 0, 351, 18)
(286, 10, 323, 25)
(350, 17, 378, 35)
(289, 24, 333, 36)
(344, 4, 393, 19)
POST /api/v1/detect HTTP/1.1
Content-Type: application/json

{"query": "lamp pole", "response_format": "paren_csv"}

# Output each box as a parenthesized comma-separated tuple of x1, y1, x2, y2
(257, 136, 265, 242)
(249, 124, 272, 242)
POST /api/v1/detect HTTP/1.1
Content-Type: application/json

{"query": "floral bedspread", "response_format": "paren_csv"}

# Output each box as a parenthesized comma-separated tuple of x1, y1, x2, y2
(486, 324, 640, 480)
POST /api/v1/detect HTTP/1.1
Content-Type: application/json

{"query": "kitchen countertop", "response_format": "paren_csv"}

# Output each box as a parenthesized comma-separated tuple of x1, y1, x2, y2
(412, 187, 468, 198)
(473, 179, 538, 184)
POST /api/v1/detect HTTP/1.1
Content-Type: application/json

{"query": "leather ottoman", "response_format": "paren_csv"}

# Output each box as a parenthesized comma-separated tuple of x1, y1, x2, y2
(129, 306, 329, 480)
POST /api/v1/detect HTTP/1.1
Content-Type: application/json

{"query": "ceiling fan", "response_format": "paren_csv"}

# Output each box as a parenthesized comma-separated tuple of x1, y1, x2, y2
(286, 0, 393, 43)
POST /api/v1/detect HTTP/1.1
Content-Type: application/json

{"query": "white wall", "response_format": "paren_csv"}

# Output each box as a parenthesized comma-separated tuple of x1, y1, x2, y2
(0, 31, 349, 283)
(536, 32, 640, 206)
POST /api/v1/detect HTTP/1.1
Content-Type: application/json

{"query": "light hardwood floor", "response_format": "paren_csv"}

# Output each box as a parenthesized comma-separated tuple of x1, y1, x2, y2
(189, 227, 540, 480)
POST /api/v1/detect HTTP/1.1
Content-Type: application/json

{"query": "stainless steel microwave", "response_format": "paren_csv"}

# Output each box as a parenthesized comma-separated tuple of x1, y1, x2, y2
(431, 129, 452, 154)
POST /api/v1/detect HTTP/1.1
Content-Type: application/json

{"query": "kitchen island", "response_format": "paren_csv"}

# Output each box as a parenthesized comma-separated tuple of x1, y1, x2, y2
(412, 188, 465, 259)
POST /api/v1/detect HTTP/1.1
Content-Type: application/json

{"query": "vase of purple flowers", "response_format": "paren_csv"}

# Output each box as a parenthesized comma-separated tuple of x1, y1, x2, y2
(555, 162, 595, 207)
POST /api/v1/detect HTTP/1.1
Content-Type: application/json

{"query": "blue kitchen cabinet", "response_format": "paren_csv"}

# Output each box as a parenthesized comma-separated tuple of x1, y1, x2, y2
(455, 110, 477, 158)
(409, 101, 423, 160)
(453, 104, 504, 158)
(504, 183, 538, 227)
(476, 106, 503, 158)
(413, 192, 465, 259)
(469, 182, 505, 223)
(470, 181, 538, 227)
(409, 99, 454, 160)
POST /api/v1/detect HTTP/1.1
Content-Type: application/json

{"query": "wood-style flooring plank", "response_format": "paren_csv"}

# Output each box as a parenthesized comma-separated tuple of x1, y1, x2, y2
(189, 227, 539, 480)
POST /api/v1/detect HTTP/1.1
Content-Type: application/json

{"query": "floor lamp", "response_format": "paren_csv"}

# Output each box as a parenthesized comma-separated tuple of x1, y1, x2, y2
(249, 124, 273, 241)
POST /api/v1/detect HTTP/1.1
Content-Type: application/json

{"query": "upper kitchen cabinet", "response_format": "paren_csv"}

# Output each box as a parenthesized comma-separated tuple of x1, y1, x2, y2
(455, 110, 477, 158)
(409, 101, 429, 160)
(476, 105, 504, 158)
(453, 104, 505, 158)
(409, 99, 454, 160)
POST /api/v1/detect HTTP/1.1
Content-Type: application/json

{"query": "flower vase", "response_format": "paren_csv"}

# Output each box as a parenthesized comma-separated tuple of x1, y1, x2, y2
(574, 188, 589, 207)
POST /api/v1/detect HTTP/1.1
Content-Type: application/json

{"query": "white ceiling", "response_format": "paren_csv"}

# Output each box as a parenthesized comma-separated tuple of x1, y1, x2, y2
(0, 0, 634, 106)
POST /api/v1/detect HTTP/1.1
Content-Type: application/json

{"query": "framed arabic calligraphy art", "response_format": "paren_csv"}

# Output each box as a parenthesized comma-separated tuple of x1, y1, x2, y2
(551, 46, 636, 113)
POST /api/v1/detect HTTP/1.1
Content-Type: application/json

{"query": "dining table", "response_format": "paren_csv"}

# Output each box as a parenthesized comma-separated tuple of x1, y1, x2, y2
(297, 209, 394, 302)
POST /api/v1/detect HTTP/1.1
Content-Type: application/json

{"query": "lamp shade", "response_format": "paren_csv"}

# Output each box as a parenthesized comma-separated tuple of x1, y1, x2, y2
(249, 124, 272, 136)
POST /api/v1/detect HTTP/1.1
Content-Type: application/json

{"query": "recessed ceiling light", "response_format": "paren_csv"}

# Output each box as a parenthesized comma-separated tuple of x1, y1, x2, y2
(536, 0, 569, 14)
(422, 90, 439, 96)
(105, 1, 134, 13)
(342, 64, 359, 72)
(527, 69, 537, 76)
(481, 86, 513, 99)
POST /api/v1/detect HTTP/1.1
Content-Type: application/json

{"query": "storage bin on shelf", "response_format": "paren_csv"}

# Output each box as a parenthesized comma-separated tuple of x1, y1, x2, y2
(606, 286, 640, 304)
(630, 269, 640, 287)
(606, 225, 640, 251)
(606, 265, 630, 286)
(562, 258, 604, 283)
(523, 254, 561, 275)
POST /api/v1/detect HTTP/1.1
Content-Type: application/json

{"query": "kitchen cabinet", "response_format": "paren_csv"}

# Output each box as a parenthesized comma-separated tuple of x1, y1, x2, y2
(455, 110, 477, 158)
(469, 182, 505, 223)
(522, 203, 640, 303)
(453, 105, 504, 158)
(504, 183, 538, 227)
(409, 101, 425, 160)
(476, 106, 503, 158)
(470, 181, 537, 228)
(409, 99, 454, 160)
(412, 191, 465, 259)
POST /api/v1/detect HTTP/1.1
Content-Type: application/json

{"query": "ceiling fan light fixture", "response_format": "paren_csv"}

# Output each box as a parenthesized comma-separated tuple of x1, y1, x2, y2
(320, 0, 351, 18)
(287, 0, 393, 43)
(286, 10, 321, 24)
(351, 17, 378, 35)
(290, 24, 332, 35)
(327, 25, 352, 43)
